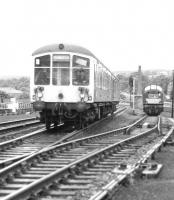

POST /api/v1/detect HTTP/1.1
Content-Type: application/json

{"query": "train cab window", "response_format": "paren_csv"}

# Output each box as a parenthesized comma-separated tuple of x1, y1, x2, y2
(35, 55, 50, 67)
(52, 54, 70, 85)
(34, 55, 50, 85)
(73, 55, 89, 67)
(73, 69, 89, 85)
(148, 93, 158, 98)
(72, 55, 90, 85)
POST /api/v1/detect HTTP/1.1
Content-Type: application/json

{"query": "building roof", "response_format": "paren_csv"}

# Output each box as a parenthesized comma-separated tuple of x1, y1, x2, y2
(0, 87, 22, 94)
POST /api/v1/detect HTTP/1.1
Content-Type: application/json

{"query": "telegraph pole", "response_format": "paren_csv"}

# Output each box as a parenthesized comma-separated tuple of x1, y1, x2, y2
(172, 70, 174, 118)
(129, 76, 133, 107)
(132, 78, 135, 114)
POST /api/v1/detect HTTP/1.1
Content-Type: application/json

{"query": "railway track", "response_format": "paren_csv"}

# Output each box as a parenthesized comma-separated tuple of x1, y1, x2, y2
(90, 117, 174, 200)
(0, 126, 77, 168)
(57, 106, 129, 142)
(0, 106, 126, 143)
(0, 117, 42, 143)
(0, 115, 156, 200)
(0, 106, 128, 168)
(0, 117, 38, 128)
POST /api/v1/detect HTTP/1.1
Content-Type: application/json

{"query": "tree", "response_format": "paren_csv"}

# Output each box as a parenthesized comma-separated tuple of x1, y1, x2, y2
(0, 77, 30, 100)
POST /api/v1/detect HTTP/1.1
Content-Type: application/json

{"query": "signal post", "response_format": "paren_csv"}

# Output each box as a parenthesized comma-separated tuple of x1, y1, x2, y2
(129, 66, 143, 112)
(135, 65, 143, 110)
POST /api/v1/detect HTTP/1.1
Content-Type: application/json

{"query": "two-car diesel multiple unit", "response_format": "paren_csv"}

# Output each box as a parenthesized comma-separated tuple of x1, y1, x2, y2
(143, 85, 164, 115)
(31, 44, 120, 129)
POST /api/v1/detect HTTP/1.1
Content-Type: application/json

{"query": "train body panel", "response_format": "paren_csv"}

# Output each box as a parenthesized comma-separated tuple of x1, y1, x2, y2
(31, 85, 94, 103)
(143, 85, 164, 116)
(94, 61, 120, 102)
(30, 52, 95, 103)
(30, 44, 120, 129)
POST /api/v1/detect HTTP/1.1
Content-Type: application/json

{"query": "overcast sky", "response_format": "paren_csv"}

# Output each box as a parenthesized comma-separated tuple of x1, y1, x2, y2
(0, 0, 174, 77)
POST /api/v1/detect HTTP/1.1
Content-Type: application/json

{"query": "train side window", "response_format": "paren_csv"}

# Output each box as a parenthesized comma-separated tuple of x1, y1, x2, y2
(96, 65, 100, 87)
(102, 71, 107, 90)
(99, 65, 103, 89)
(106, 72, 109, 90)
(102, 71, 105, 90)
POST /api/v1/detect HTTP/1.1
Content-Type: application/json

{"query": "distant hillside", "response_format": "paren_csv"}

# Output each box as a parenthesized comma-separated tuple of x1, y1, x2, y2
(114, 69, 172, 77)
(0, 77, 30, 99)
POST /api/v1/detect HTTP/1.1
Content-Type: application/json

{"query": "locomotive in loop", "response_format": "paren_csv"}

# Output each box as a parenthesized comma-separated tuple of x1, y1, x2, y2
(143, 85, 164, 116)
(31, 44, 120, 129)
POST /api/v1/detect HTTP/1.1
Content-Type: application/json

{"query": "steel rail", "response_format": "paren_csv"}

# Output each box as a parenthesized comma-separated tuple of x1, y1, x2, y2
(0, 117, 37, 127)
(126, 115, 147, 134)
(45, 106, 130, 147)
(0, 115, 146, 175)
(0, 106, 128, 168)
(0, 120, 41, 133)
(0, 128, 46, 168)
(0, 115, 154, 200)
(0, 106, 126, 144)
(0, 121, 42, 143)
(1, 120, 159, 200)
(90, 126, 174, 200)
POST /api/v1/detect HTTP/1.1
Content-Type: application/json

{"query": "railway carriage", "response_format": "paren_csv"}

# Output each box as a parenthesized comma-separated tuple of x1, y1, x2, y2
(31, 44, 120, 129)
(143, 85, 164, 115)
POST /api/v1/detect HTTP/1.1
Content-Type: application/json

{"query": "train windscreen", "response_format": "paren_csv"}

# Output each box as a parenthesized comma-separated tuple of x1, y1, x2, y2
(52, 54, 70, 85)
(72, 55, 90, 85)
(148, 93, 159, 98)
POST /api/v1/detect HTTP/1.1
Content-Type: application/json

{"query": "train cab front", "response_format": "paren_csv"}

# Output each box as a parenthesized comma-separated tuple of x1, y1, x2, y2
(31, 45, 94, 130)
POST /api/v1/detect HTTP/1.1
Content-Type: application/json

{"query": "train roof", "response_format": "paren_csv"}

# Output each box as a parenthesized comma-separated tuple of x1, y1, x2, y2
(32, 43, 119, 80)
(144, 85, 163, 92)
(32, 44, 95, 57)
